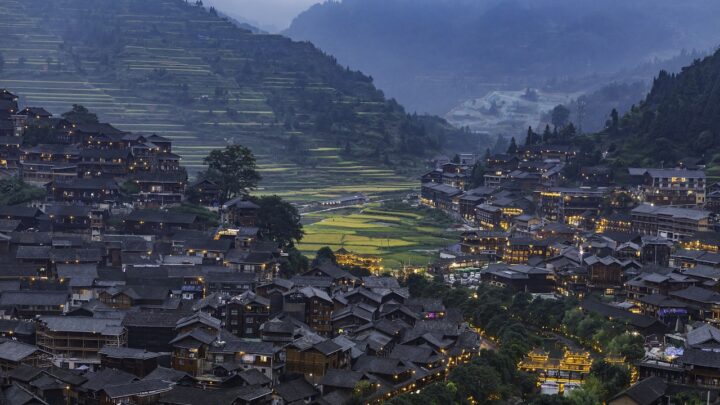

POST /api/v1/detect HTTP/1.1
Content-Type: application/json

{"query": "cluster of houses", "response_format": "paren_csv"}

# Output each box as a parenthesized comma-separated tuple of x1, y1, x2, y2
(0, 90, 483, 404)
(423, 146, 720, 400)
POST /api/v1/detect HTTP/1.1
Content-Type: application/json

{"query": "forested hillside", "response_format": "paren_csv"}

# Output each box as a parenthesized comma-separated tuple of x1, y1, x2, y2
(604, 49, 720, 170)
(0, 0, 472, 201)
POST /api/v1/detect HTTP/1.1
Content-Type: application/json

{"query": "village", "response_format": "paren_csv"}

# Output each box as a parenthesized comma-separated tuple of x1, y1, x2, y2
(1, 83, 720, 405)
(420, 133, 720, 402)
(0, 89, 490, 404)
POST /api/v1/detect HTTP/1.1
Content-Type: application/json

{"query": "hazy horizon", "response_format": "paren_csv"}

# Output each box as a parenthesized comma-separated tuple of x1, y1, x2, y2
(203, 0, 324, 32)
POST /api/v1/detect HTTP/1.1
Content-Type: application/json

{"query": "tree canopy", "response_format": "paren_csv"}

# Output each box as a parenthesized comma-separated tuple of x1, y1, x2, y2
(203, 145, 261, 203)
(61, 104, 99, 124)
(252, 195, 304, 248)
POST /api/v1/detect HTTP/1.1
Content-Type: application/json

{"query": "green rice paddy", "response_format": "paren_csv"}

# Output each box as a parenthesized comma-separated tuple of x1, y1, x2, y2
(297, 203, 458, 270)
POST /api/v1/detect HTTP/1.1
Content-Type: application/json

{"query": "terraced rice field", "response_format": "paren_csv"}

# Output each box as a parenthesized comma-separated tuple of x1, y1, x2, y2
(297, 203, 458, 270)
(0, 0, 420, 203)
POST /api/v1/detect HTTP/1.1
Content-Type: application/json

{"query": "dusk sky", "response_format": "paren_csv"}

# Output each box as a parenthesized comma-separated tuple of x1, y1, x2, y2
(204, 0, 324, 32)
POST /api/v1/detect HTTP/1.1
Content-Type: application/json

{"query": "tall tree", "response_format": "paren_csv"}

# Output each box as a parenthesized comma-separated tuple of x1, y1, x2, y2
(525, 126, 540, 146)
(313, 246, 337, 266)
(506, 137, 518, 154)
(542, 124, 553, 143)
(551, 104, 571, 128)
(61, 104, 99, 124)
(252, 195, 304, 248)
(204, 145, 261, 202)
(608, 108, 620, 134)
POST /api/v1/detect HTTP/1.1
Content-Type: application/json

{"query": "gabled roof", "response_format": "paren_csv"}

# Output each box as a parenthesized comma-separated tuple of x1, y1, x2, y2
(0, 290, 68, 307)
(142, 366, 190, 383)
(686, 323, 720, 348)
(52, 177, 119, 191)
(0, 205, 42, 219)
(175, 311, 222, 331)
(319, 369, 365, 389)
(0, 339, 45, 362)
(101, 379, 173, 399)
(3, 383, 49, 405)
(39, 316, 124, 336)
(99, 347, 160, 360)
(125, 210, 197, 225)
(670, 285, 720, 304)
(304, 261, 357, 281)
(74, 122, 126, 135)
(274, 378, 318, 403)
(81, 368, 138, 392)
(680, 347, 720, 368)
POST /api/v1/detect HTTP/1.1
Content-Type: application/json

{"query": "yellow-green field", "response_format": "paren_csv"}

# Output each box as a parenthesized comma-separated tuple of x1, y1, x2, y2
(297, 203, 458, 270)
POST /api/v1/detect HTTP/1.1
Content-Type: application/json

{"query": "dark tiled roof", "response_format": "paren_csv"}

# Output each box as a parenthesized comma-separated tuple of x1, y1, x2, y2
(45, 204, 92, 217)
(125, 210, 197, 225)
(319, 369, 365, 389)
(99, 346, 160, 360)
(0, 290, 68, 306)
(610, 376, 667, 405)
(81, 368, 138, 392)
(0, 339, 43, 362)
(670, 286, 720, 304)
(102, 379, 173, 399)
(274, 378, 318, 403)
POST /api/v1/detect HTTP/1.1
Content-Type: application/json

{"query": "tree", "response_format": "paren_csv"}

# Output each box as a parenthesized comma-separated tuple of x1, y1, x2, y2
(606, 333, 645, 362)
(525, 126, 541, 146)
(450, 363, 503, 403)
(468, 161, 485, 188)
(252, 195, 303, 248)
(671, 392, 704, 405)
(61, 104, 99, 125)
(0, 177, 45, 206)
(280, 248, 309, 278)
(551, 104, 571, 128)
(610, 108, 619, 131)
(542, 124, 553, 143)
(506, 137, 518, 154)
(313, 246, 337, 266)
(204, 145, 261, 202)
(492, 135, 509, 154)
(590, 361, 630, 400)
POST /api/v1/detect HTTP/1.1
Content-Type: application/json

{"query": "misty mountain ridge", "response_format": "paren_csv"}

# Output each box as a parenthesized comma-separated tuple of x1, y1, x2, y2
(286, 0, 720, 115)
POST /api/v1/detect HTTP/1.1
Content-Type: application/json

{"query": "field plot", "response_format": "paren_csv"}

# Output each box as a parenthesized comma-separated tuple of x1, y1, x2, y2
(0, 0, 424, 203)
(297, 203, 457, 269)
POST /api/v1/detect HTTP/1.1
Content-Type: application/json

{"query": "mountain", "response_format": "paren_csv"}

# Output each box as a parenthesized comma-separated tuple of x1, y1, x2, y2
(286, 0, 720, 115)
(603, 48, 720, 170)
(0, 0, 473, 201)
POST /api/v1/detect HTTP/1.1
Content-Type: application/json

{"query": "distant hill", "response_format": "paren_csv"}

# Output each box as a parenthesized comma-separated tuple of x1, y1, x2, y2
(0, 0, 475, 201)
(604, 49, 720, 170)
(286, 0, 720, 115)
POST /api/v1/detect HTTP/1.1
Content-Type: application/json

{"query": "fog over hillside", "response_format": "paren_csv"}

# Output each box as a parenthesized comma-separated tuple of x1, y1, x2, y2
(285, 0, 720, 116)
(203, 0, 323, 32)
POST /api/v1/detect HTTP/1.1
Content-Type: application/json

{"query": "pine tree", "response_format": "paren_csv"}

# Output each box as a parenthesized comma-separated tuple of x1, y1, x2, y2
(525, 126, 537, 146)
(542, 124, 552, 144)
(507, 137, 518, 154)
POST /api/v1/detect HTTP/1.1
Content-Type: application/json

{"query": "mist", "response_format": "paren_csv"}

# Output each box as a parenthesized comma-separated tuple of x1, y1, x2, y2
(203, 0, 323, 32)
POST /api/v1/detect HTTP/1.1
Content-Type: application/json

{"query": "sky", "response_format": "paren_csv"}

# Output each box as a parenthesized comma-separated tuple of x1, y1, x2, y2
(204, 0, 324, 32)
